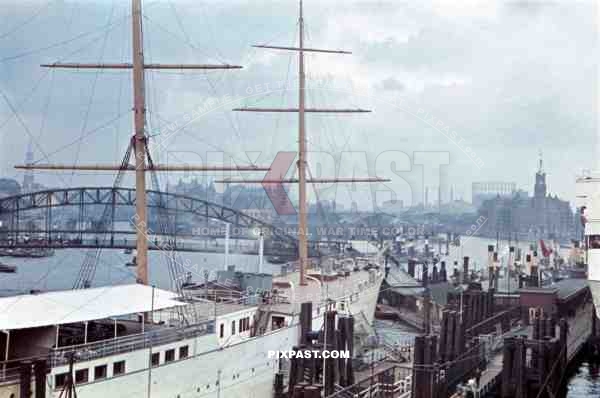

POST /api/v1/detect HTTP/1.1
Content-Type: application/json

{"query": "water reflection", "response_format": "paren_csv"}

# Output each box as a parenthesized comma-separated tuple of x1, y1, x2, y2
(566, 357, 600, 396)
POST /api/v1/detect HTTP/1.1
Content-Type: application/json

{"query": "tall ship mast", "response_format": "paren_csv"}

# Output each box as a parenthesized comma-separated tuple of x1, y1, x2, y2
(16, 0, 267, 286)
(0, 1, 387, 397)
(228, 0, 387, 285)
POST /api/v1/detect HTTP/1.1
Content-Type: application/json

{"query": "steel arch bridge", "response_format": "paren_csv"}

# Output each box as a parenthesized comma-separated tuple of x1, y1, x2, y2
(0, 187, 298, 252)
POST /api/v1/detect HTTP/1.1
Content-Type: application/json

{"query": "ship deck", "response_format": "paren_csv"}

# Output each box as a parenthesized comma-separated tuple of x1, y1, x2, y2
(175, 254, 386, 322)
(267, 263, 383, 315)
(179, 265, 383, 319)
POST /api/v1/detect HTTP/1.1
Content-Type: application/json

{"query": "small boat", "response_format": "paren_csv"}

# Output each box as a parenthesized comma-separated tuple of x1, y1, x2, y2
(0, 262, 16, 273)
(125, 256, 137, 267)
(124, 248, 133, 255)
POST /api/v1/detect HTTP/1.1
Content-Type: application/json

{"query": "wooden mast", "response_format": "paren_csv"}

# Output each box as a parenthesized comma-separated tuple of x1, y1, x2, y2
(229, 0, 388, 286)
(298, 0, 308, 285)
(132, 0, 148, 284)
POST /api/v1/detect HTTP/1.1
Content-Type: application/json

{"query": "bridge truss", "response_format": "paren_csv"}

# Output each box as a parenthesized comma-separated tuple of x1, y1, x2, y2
(0, 187, 298, 249)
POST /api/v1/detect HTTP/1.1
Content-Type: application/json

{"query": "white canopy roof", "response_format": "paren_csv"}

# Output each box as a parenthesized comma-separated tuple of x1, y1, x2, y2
(0, 284, 185, 330)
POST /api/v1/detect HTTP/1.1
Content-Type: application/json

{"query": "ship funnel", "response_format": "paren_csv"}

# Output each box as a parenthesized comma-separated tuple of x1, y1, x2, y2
(487, 245, 494, 267)
(531, 251, 539, 287)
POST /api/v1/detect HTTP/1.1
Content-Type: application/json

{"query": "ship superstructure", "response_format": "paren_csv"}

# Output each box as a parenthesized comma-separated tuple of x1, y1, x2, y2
(0, 257, 382, 398)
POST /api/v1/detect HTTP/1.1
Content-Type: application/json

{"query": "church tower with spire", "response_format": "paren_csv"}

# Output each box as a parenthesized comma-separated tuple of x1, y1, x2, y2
(534, 150, 547, 199)
(533, 150, 548, 236)
(22, 139, 34, 193)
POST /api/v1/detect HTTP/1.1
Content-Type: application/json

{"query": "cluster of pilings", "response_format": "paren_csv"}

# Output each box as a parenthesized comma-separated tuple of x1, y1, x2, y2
(412, 320, 486, 398)
(412, 335, 440, 398)
(406, 258, 448, 284)
(275, 303, 355, 398)
(411, 281, 506, 398)
(447, 287, 496, 338)
(431, 260, 448, 284)
(412, 285, 495, 398)
(501, 316, 568, 398)
(449, 256, 473, 285)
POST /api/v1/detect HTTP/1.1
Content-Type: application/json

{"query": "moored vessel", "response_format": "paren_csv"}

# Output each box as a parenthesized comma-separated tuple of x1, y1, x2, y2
(576, 172, 600, 317)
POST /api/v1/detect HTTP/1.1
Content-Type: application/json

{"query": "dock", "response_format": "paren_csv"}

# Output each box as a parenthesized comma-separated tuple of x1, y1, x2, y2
(328, 276, 596, 398)
(444, 279, 595, 398)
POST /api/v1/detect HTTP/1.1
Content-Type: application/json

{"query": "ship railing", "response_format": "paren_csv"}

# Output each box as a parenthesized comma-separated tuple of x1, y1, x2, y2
(0, 367, 21, 385)
(328, 365, 413, 398)
(50, 320, 215, 367)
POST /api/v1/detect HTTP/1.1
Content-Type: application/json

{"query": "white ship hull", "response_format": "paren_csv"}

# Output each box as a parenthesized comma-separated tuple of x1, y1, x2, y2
(590, 281, 600, 319)
(575, 174, 600, 318)
(588, 249, 600, 318)
(0, 272, 382, 398)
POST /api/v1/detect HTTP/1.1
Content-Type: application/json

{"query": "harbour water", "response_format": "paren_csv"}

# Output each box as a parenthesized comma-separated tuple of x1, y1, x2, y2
(0, 236, 597, 394)
(565, 357, 600, 397)
(0, 248, 274, 294)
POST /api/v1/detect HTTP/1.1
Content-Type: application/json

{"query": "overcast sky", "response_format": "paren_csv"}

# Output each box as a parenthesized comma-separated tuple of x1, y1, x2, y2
(0, 0, 597, 210)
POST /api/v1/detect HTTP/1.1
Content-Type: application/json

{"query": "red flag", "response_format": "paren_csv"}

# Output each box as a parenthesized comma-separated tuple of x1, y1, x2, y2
(540, 240, 552, 258)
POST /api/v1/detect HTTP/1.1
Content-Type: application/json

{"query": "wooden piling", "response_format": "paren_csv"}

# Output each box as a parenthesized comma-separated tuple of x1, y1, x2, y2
(445, 311, 456, 361)
(19, 361, 32, 398)
(439, 310, 449, 363)
(408, 259, 416, 277)
(345, 316, 355, 386)
(274, 372, 285, 398)
(440, 261, 447, 282)
(422, 336, 433, 398)
(412, 335, 425, 398)
(288, 345, 299, 393)
(34, 359, 47, 398)
(337, 317, 346, 386)
(512, 337, 526, 398)
(453, 311, 464, 360)
(300, 302, 312, 345)
(323, 311, 336, 397)
(501, 337, 515, 398)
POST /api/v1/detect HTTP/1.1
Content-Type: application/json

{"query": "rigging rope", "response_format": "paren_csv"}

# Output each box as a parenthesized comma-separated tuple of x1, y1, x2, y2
(72, 139, 133, 289)
(0, 0, 54, 41)
(69, 0, 116, 185)
(145, 140, 197, 325)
